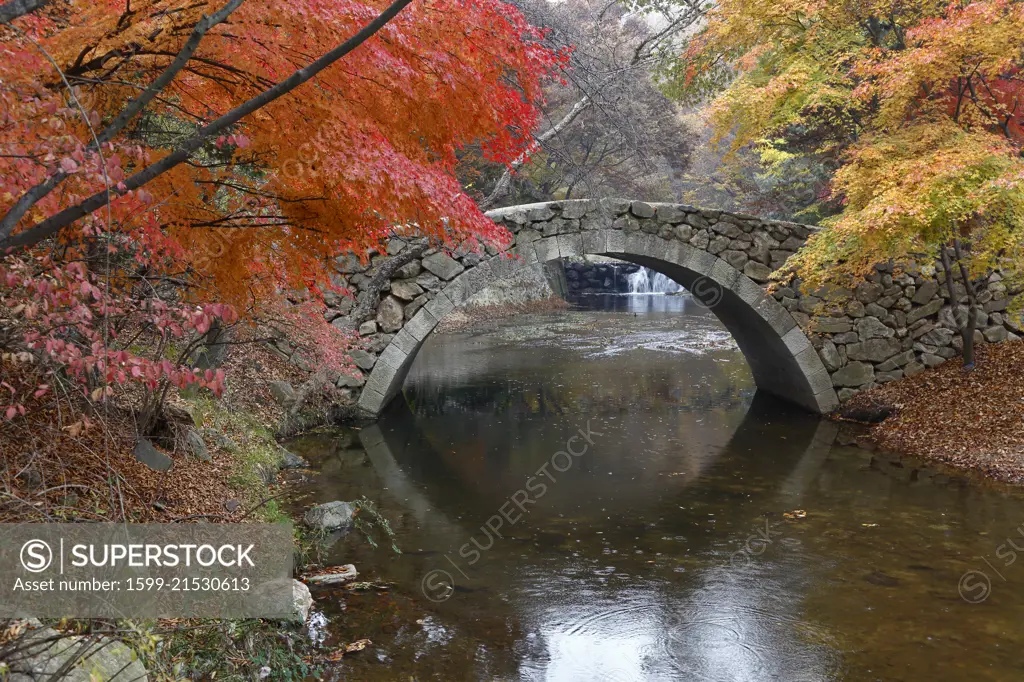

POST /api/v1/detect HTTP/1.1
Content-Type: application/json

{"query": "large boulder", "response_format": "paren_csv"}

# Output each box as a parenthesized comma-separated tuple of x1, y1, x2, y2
(304, 501, 357, 532)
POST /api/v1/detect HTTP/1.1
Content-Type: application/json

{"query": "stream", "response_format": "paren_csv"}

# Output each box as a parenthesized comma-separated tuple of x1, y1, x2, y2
(285, 291, 1024, 681)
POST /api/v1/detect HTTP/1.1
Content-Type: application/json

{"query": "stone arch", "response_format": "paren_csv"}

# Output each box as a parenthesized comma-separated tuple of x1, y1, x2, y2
(355, 199, 839, 417)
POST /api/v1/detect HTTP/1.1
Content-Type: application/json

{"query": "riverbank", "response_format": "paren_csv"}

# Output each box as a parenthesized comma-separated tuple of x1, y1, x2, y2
(841, 340, 1024, 484)
(0, 335, 361, 679)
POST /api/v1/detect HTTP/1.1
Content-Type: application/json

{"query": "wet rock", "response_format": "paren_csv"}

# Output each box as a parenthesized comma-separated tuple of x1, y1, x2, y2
(305, 564, 359, 585)
(278, 447, 309, 469)
(304, 500, 357, 531)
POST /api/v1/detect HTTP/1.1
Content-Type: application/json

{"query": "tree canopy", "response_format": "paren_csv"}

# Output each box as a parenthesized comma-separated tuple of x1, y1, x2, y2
(0, 0, 566, 418)
(686, 0, 1024, 297)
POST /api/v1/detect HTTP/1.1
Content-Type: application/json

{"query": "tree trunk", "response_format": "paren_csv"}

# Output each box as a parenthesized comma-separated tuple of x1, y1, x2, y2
(940, 239, 979, 368)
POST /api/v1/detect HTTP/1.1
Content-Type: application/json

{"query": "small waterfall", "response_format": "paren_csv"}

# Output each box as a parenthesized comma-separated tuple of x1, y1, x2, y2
(625, 267, 682, 294)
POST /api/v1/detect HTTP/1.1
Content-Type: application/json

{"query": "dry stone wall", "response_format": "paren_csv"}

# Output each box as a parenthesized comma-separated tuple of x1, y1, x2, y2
(312, 199, 1021, 416)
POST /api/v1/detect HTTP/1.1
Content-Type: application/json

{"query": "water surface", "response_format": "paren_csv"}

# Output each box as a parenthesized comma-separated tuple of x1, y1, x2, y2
(287, 293, 1024, 681)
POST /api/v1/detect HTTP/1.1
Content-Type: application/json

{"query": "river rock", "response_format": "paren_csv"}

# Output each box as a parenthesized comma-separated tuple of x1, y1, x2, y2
(304, 500, 357, 531)
(305, 564, 359, 585)
(278, 447, 308, 470)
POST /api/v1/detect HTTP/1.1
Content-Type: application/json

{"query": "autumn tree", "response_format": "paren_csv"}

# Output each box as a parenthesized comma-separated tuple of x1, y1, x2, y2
(0, 0, 566, 423)
(476, 0, 704, 207)
(686, 0, 1024, 366)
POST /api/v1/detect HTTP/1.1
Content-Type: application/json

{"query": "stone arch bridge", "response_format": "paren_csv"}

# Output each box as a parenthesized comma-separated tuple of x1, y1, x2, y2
(318, 199, 1020, 418)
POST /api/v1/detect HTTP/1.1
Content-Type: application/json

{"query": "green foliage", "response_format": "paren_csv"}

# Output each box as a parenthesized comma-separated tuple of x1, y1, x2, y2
(353, 496, 401, 555)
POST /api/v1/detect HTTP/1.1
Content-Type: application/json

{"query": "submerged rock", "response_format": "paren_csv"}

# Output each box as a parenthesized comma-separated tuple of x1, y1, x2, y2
(278, 446, 309, 469)
(304, 501, 357, 531)
(305, 564, 358, 585)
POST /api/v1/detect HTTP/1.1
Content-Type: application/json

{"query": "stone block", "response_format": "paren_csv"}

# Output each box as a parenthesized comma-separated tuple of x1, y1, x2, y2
(404, 308, 440, 341)
(424, 292, 455, 320)
(907, 298, 944, 324)
(533, 237, 561, 263)
(807, 367, 835, 395)
(755, 297, 797, 336)
(376, 343, 408, 373)
(783, 326, 813, 356)
(558, 233, 584, 258)
(710, 257, 742, 292)
(392, 328, 420, 355)
(421, 252, 465, 281)
(357, 387, 387, 413)
(743, 261, 773, 283)
(363, 361, 399, 397)
(831, 361, 875, 387)
(630, 201, 655, 218)
(605, 230, 627, 253)
(794, 344, 824, 376)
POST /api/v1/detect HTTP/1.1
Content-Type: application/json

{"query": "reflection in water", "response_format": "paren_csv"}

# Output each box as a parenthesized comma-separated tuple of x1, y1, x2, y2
(286, 295, 1024, 681)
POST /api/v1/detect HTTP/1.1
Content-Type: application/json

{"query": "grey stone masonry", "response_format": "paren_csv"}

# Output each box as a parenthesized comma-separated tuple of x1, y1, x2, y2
(313, 199, 1021, 417)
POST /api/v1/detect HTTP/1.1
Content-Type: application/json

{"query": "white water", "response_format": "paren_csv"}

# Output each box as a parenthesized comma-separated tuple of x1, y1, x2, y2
(625, 267, 683, 294)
